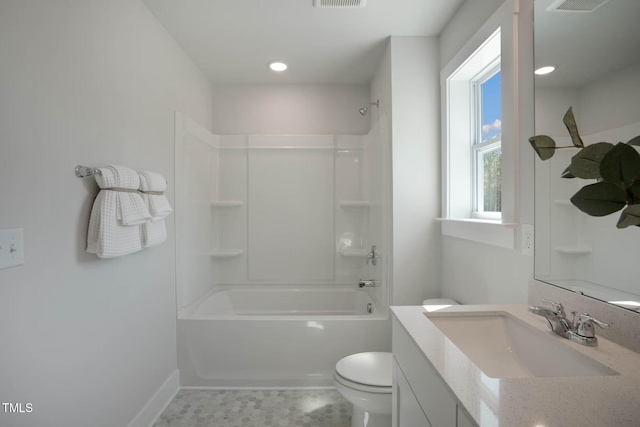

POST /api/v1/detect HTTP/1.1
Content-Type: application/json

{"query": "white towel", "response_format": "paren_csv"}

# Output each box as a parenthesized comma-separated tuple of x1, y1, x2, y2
(138, 171, 172, 248)
(86, 165, 151, 258)
(138, 171, 173, 220)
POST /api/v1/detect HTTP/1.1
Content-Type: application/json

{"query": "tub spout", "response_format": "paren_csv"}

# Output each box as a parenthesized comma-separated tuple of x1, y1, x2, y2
(358, 280, 375, 288)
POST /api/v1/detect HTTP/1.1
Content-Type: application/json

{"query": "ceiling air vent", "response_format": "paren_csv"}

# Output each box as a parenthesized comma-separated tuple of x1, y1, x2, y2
(547, 0, 611, 12)
(313, 0, 367, 9)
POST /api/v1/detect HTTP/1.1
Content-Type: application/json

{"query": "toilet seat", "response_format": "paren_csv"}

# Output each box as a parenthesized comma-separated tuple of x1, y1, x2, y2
(334, 371, 391, 394)
(334, 352, 392, 392)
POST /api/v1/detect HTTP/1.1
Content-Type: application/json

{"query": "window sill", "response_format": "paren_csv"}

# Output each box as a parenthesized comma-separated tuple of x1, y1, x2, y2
(438, 218, 517, 250)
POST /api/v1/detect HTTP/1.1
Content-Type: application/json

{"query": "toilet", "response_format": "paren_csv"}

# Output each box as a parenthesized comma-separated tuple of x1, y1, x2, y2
(334, 352, 392, 427)
(334, 299, 458, 427)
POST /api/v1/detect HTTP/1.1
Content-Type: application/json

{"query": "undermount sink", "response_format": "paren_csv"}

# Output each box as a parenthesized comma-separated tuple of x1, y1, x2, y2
(424, 311, 618, 379)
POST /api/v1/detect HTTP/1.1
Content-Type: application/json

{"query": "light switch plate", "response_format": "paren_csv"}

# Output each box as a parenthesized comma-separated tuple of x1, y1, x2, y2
(0, 229, 25, 269)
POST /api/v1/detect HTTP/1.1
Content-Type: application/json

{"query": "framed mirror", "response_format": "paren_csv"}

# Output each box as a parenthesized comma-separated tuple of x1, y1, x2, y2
(533, 0, 640, 311)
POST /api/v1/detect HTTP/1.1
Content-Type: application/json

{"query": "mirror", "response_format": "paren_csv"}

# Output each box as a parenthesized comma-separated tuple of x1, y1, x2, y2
(534, 0, 640, 311)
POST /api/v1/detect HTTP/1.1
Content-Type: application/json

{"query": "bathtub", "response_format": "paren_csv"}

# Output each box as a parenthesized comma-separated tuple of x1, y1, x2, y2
(177, 286, 391, 388)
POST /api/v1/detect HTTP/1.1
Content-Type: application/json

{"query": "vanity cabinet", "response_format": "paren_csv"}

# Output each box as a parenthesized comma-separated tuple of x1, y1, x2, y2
(393, 359, 432, 426)
(392, 317, 478, 427)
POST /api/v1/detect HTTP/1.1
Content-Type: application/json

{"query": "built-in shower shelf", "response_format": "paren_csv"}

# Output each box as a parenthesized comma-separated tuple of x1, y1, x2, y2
(210, 249, 243, 258)
(339, 200, 371, 208)
(211, 200, 244, 208)
(554, 246, 592, 255)
(340, 248, 368, 257)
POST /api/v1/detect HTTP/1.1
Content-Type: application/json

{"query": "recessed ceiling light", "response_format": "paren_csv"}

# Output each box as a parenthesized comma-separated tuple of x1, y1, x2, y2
(535, 66, 556, 75)
(269, 61, 288, 72)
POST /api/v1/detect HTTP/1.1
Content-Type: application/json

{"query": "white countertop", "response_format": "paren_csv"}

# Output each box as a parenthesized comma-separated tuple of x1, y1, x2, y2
(391, 304, 640, 427)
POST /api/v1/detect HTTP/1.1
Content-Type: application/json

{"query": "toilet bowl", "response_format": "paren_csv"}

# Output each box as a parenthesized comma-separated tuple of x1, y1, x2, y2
(334, 352, 392, 427)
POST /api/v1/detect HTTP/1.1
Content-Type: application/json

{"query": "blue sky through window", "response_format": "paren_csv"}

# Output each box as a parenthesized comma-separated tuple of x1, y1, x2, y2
(481, 71, 501, 142)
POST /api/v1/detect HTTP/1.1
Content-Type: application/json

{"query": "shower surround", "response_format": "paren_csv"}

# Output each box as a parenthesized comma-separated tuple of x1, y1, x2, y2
(174, 113, 391, 387)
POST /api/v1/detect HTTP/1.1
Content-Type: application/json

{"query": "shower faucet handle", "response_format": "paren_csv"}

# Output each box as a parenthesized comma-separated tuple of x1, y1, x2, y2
(365, 245, 379, 266)
(542, 298, 566, 316)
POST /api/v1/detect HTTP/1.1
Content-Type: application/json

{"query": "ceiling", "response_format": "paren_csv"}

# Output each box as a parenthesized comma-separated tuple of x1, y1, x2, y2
(534, 0, 640, 88)
(142, 0, 464, 85)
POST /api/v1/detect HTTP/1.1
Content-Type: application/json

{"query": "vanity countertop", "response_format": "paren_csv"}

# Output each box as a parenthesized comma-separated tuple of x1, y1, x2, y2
(391, 304, 640, 427)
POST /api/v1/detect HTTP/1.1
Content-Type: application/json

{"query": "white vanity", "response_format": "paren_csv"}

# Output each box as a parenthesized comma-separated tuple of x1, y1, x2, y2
(391, 304, 640, 427)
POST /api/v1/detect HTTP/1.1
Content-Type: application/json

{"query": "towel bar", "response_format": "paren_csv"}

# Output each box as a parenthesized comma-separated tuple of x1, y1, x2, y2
(75, 165, 102, 178)
(75, 165, 167, 183)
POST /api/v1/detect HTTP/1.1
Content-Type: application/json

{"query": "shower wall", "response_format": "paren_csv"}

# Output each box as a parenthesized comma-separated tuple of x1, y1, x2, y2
(175, 113, 390, 310)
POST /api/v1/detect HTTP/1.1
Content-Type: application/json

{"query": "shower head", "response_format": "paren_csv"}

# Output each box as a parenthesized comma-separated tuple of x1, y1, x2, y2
(359, 100, 379, 116)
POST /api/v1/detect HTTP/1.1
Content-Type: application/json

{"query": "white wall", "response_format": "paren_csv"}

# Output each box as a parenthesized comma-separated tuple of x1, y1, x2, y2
(576, 61, 640, 136)
(370, 41, 393, 128)
(369, 41, 394, 306)
(438, 0, 534, 305)
(439, 0, 506, 68)
(535, 61, 640, 137)
(389, 37, 442, 305)
(369, 36, 442, 306)
(211, 84, 370, 135)
(0, 1, 213, 426)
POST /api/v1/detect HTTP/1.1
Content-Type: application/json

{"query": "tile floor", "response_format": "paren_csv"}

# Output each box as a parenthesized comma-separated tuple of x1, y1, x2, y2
(153, 389, 352, 427)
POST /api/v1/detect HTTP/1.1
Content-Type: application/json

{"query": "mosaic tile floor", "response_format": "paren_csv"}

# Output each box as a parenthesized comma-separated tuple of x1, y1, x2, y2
(153, 389, 352, 427)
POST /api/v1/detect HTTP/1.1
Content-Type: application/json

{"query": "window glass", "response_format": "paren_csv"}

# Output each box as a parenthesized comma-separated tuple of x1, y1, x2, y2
(481, 146, 501, 212)
(481, 71, 501, 143)
(474, 69, 501, 214)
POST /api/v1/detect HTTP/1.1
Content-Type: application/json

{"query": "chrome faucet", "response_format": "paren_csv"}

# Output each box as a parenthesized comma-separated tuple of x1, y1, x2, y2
(529, 299, 609, 347)
(366, 245, 378, 266)
(358, 280, 375, 288)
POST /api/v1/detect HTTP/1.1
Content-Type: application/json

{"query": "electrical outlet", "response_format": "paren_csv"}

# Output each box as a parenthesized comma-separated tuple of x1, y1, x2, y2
(0, 229, 25, 269)
(522, 224, 534, 256)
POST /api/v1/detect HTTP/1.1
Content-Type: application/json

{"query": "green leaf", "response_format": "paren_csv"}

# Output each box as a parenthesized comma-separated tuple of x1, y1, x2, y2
(529, 135, 556, 160)
(570, 182, 627, 217)
(599, 142, 640, 187)
(561, 165, 575, 179)
(568, 142, 614, 179)
(628, 180, 640, 204)
(563, 107, 584, 148)
(617, 205, 640, 228)
(627, 135, 640, 146)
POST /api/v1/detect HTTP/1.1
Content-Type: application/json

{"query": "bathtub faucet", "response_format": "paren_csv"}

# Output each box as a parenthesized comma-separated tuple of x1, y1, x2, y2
(359, 280, 375, 288)
(366, 245, 378, 266)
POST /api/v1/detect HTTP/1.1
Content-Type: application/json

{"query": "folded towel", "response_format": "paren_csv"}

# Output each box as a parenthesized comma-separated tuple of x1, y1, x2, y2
(138, 171, 173, 221)
(138, 171, 172, 248)
(140, 218, 167, 248)
(86, 165, 151, 258)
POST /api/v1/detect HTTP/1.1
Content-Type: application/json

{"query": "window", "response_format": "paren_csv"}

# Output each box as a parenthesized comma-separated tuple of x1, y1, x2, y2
(442, 28, 501, 221)
(472, 66, 501, 219)
(439, 1, 522, 250)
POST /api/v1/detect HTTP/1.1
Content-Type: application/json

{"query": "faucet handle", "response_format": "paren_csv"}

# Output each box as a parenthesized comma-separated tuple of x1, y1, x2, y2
(576, 313, 609, 338)
(542, 299, 565, 315)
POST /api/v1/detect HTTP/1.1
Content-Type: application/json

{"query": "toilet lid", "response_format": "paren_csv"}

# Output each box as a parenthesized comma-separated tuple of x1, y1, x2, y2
(335, 352, 392, 387)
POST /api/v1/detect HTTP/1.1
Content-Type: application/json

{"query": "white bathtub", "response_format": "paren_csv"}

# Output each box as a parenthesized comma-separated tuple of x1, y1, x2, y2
(177, 286, 391, 388)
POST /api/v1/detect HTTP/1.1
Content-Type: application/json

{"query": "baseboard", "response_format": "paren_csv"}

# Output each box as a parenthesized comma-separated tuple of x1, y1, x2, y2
(128, 370, 180, 427)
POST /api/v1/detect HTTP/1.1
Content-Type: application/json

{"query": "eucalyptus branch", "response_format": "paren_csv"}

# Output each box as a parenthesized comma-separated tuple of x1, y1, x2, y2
(529, 106, 640, 229)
